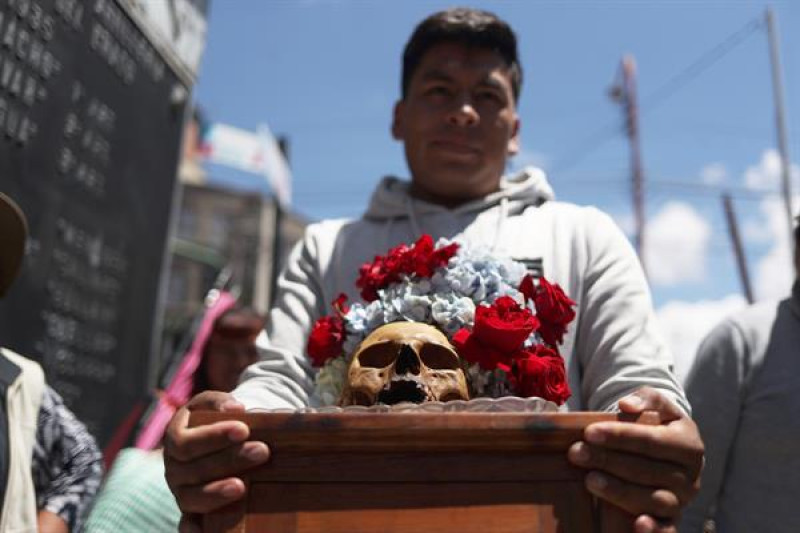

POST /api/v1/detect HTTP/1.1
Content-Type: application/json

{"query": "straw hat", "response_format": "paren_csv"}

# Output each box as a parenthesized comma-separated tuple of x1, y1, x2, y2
(0, 192, 27, 297)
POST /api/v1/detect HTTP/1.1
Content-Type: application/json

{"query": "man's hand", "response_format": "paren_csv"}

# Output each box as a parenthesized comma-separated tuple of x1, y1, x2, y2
(164, 391, 270, 533)
(37, 510, 68, 533)
(567, 386, 704, 533)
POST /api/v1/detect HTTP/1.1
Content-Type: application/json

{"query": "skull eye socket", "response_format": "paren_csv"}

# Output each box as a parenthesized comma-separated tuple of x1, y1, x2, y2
(357, 342, 400, 368)
(419, 344, 460, 370)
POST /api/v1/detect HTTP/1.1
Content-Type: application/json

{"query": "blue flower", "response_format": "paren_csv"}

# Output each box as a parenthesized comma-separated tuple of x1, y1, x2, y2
(431, 295, 475, 336)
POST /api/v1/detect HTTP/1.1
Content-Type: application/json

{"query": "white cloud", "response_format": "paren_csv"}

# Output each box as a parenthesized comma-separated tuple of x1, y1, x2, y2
(700, 162, 727, 185)
(656, 295, 747, 385)
(742, 214, 776, 244)
(644, 202, 712, 286)
(649, 151, 798, 386)
(743, 148, 800, 191)
(752, 195, 798, 300)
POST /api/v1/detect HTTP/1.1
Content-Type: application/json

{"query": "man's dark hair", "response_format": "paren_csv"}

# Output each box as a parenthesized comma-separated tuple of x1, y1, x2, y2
(401, 7, 522, 102)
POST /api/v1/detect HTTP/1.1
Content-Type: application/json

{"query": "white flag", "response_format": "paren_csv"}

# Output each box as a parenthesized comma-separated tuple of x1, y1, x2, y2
(200, 122, 292, 207)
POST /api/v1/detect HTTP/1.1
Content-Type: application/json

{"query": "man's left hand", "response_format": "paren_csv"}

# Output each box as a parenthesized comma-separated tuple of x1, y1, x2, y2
(567, 386, 704, 533)
(37, 510, 68, 533)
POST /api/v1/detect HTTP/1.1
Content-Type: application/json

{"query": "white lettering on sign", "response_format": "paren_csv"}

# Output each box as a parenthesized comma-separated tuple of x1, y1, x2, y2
(93, 0, 164, 82)
(90, 22, 136, 85)
(0, 95, 37, 144)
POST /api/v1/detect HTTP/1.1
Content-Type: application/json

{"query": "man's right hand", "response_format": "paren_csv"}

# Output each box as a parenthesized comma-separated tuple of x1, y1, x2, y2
(164, 391, 270, 533)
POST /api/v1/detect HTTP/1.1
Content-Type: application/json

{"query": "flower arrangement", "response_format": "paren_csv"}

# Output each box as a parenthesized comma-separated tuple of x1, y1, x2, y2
(307, 235, 576, 407)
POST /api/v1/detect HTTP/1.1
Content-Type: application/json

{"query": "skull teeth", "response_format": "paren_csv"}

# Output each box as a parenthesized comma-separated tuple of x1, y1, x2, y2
(377, 377, 432, 405)
(390, 374, 425, 385)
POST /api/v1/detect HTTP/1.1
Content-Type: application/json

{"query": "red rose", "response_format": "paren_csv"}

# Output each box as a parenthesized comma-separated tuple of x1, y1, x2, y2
(533, 277, 576, 328)
(412, 236, 459, 277)
(356, 242, 405, 301)
(519, 275, 576, 346)
(430, 241, 459, 268)
(386, 242, 414, 276)
(357, 242, 411, 301)
(473, 296, 539, 352)
(306, 294, 350, 366)
(356, 235, 459, 301)
(518, 274, 536, 302)
(452, 296, 539, 371)
(357, 257, 389, 302)
(452, 327, 510, 372)
(410, 234, 435, 276)
(332, 293, 349, 314)
(307, 315, 345, 367)
(510, 345, 571, 405)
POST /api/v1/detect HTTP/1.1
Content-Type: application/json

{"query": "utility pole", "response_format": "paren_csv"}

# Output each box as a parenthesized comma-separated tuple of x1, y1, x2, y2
(269, 135, 290, 309)
(610, 55, 647, 274)
(765, 7, 795, 254)
(722, 194, 754, 304)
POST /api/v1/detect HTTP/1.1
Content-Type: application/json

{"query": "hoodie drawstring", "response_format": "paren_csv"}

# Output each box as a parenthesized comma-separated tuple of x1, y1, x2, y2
(383, 216, 395, 250)
(403, 191, 509, 252)
(492, 196, 509, 252)
(404, 194, 423, 242)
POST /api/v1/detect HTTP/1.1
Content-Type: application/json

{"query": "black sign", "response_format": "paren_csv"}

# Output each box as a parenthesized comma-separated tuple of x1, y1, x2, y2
(0, 0, 187, 446)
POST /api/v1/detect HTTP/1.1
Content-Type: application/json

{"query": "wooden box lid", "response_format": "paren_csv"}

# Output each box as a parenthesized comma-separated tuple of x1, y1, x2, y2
(192, 410, 656, 533)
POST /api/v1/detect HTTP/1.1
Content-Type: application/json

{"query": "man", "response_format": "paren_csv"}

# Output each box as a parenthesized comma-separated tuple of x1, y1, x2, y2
(165, 8, 703, 532)
(679, 217, 800, 532)
(0, 192, 104, 532)
(83, 304, 265, 532)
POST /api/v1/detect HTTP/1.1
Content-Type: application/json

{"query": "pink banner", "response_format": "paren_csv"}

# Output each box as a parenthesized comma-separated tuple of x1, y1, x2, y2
(135, 290, 237, 450)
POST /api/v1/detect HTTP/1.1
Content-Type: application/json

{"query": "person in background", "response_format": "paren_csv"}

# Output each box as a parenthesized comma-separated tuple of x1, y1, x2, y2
(84, 302, 264, 532)
(0, 191, 104, 533)
(164, 8, 704, 533)
(191, 306, 266, 396)
(679, 216, 800, 533)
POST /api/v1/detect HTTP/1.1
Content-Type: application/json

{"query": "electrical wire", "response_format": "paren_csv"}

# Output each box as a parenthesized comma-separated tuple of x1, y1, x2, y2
(551, 15, 764, 175)
(640, 17, 764, 114)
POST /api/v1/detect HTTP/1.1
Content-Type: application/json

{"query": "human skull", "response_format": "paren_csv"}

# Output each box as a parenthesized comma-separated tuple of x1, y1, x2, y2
(340, 322, 470, 406)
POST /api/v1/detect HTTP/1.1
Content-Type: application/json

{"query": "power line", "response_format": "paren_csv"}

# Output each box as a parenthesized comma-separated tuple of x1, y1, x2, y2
(552, 174, 776, 194)
(551, 15, 764, 175)
(549, 123, 620, 175)
(647, 179, 776, 199)
(640, 17, 763, 114)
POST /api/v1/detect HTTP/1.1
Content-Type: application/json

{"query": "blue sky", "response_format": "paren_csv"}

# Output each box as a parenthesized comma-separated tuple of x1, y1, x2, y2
(194, 1, 799, 376)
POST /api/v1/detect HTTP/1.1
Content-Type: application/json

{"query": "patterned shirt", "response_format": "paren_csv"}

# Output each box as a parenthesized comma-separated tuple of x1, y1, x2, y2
(32, 386, 104, 531)
(83, 448, 181, 533)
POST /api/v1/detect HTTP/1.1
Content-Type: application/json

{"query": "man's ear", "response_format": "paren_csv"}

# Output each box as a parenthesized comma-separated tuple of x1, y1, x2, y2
(507, 115, 521, 156)
(391, 100, 405, 140)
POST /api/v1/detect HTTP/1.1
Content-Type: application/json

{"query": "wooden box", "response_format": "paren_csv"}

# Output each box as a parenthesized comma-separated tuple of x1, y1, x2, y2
(192, 410, 656, 533)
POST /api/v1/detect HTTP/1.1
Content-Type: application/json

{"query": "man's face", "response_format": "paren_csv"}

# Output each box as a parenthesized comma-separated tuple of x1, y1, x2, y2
(205, 336, 259, 393)
(392, 42, 520, 206)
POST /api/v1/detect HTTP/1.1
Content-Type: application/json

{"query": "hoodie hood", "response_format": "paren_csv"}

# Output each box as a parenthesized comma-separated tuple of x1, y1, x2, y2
(363, 166, 554, 221)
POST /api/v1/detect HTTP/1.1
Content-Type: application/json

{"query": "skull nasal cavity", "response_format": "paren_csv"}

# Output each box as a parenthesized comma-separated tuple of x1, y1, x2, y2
(395, 345, 420, 375)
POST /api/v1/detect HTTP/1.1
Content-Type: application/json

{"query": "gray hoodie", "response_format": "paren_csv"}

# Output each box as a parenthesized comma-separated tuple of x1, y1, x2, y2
(234, 168, 688, 413)
(680, 282, 800, 532)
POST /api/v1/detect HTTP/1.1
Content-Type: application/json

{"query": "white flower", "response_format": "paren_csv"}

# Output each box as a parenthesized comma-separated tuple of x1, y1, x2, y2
(466, 363, 490, 396)
(430, 295, 475, 336)
(412, 278, 431, 295)
(314, 356, 349, 406)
